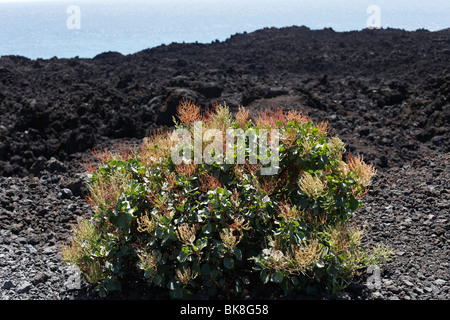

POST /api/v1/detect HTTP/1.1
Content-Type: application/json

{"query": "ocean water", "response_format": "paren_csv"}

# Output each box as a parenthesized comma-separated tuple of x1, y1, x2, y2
(0, 0, 448, 60)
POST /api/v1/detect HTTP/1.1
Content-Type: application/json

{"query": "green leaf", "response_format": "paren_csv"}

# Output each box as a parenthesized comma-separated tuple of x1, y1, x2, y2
(175, 203, 185, 211)
(260, 270, 270, 284)
(348, 197, 361, 211)
(271, 271, 284, 284)
(105, 278, 121, 292)
(281, 278, 293, 294)
(202, 223, 213, 235)
(337, 183, 348, 193)
(316, 259, 325, 268)
(211, 269, 220, 280)
(195, 237, 208, 251)
(291, 276, 299, 286)
(223, 256, 234, 269)
(152, 275, 163, 286)
(97, 286, 108, 298)
(334, 194, 344, 207)
(201, 263, 211, 276)
(293, 232, 306, 244)
(177, 247, 191, 263)
(167, 278, 179, 291)
(320, 154, 330, 165)
(155, 228, 164, 239)
(116, 214, 130, 228)
(234, 279, 242, 293)
(234, 248, 242, 260)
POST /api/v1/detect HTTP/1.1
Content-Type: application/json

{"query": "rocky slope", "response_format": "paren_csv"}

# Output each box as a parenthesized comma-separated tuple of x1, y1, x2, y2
(0, 26, 449, 300)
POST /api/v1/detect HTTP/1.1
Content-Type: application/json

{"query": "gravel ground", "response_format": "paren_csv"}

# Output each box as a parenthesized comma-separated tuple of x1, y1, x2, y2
(0, 151, 448, 300)
(0, 156, 94, 300)
(350, 153, 449, 300)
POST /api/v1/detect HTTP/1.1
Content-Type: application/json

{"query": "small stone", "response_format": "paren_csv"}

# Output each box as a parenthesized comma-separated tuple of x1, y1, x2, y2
(38, 208, 48, 217)
(29, 156, 47, 175)
(31, 272, 49, 285)
(417, 272, 426, 280)
(414, 287, 424, 294)
(38, 177, 48, 186)
(29, 177, 39, 188)
(16, 237, 27, 244)
(402, 279, 414, 287)
(16, 281, 32, 294)
(42, 246, 57, 254)
(47, 157, 67, 173)
(58, 188, 73, 199)
(383, 279, 393, 286)
(434, 279, 446, 286)
(371, 291, 383, 299)
(25, 244, 37, 254)
(22, 198, 34, 205)
(49, 263, 58, 272)
(11, 223, 23, 234)
(403, 218, 412, 224)
(2, 280, 14, 290)
(386, 285, 400, 294)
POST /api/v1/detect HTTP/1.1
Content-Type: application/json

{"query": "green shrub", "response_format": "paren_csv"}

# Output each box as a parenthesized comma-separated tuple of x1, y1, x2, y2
(62, 100, 393, 298)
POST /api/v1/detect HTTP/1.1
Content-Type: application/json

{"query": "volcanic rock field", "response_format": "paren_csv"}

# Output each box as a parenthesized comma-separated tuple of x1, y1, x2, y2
(0, 26, 449, 300)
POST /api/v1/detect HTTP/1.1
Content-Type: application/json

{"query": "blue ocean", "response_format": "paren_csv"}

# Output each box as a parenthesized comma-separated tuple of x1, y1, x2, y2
(0, 0, 449, 60)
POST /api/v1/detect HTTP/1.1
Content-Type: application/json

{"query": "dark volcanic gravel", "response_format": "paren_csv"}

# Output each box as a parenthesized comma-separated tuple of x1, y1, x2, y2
(0, 26, 449, 300)
(352, 154, 449, 300)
